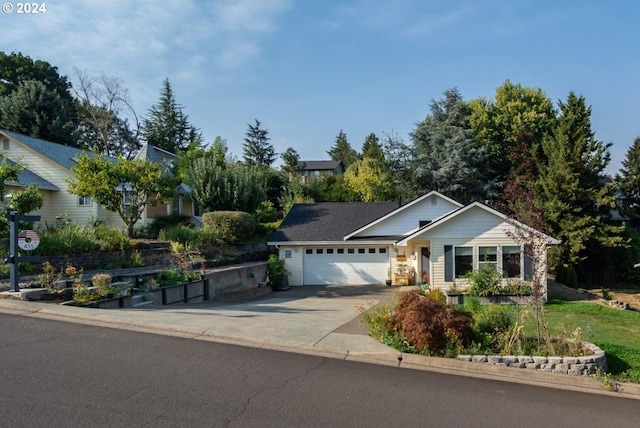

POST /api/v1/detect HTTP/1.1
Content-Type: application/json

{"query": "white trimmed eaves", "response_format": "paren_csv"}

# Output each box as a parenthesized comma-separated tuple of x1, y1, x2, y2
(267, 239, 396, 247)
(395, 202, 561, 246)
(343, 191, 463, 240)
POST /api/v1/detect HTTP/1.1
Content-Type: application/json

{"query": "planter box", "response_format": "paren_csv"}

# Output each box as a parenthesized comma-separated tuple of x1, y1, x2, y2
(446, 293, 533, 305)
(148, 278, 208, 306)
(394, 274, 414, 286)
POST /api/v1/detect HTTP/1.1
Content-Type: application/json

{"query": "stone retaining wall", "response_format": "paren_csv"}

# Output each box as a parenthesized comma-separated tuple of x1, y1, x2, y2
(456, 342, 607, 376)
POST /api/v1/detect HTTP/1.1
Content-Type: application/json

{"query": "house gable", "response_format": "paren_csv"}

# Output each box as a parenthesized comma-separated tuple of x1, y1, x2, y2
(396, 202, 560, 246)
(345, 191, 463, 239)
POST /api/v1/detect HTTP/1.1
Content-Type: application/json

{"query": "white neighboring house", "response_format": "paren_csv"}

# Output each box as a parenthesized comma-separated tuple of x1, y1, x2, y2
(268, 191, 560, 293)
(0, 129, 194, 231)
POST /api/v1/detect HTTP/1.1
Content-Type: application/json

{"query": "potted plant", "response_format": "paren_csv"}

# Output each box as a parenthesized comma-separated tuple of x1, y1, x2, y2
(268, 254, 289, 291)
(386, 267, 392, 286)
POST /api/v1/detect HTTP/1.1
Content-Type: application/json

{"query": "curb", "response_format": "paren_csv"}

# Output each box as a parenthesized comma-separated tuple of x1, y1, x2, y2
(1, 298, 639, 401)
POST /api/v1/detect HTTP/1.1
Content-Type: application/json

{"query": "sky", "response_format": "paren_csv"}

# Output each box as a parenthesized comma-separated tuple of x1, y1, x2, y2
(2, 0, 639, 174)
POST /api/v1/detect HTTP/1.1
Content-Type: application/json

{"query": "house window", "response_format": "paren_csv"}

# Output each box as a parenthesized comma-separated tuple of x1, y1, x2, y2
(502, 246, 521, 278)
(379, 248, 387, 254)
(327, 248, 334, 254)
(285, 250, 292, 259)
(305, 249, 313, 255)
(337, 248, 344, 254)
(316, 249, 323, 254)
(368, 248, 376, 254)
(478, 246, 497, 271)
(78, 196, 92, 207)
(347, 248, 355, 254)
(454, 246, 473, 278)
(358, 248, 365, 254)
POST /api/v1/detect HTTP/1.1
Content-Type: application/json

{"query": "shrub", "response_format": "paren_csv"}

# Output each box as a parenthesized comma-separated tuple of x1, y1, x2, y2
(148, 214, 192, 238)
(565, 265, 578, 288)
(73, 285, 102, 303)
(254, 201, 279, 223)
(202, 211, 256, 243)
(159, 225, 198, 245)
(466, 266, 503, 296)
(91, 273, 112, 293)
(34, 222, 98, 255)
(392, 289, 474, 356)
(93, 224, 132, 251)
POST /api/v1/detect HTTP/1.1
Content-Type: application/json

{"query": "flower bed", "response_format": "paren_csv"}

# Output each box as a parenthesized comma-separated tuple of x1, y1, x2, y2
(457, 342, 607, 376)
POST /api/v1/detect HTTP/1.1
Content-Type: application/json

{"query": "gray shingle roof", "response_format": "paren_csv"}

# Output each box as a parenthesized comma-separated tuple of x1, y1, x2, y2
(2, 129, 86, 170)
(135, 143, 176, 164)
(269, 202, 399, 242)
(298, 160, 343, 171)
(4, 159, 59, 191)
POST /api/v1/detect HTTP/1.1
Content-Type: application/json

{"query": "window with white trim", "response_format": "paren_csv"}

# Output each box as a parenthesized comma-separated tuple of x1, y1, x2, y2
(454, 246, 473, 278)
(478, 246, 497, 271)
(78, 196, 92, 206)
(502, 245, 521, 278)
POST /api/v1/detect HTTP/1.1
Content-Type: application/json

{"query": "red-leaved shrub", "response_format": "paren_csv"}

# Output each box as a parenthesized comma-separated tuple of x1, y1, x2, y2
(392, 289, 473, 356)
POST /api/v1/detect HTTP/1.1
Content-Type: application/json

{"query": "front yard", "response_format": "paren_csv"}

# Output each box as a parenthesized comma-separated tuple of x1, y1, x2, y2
(539, 300, 640, 383)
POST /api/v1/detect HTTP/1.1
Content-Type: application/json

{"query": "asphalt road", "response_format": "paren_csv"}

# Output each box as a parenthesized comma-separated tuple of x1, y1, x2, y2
(1, 314, 638, 428)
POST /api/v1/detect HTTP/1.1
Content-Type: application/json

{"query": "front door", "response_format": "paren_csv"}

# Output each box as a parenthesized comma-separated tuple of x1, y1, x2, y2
(421, 247, 430, 285)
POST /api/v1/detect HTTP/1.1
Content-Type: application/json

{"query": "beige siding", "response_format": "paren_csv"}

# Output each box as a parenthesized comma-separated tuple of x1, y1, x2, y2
(355, 194, 460, 237)
(280, 246, 303, 286)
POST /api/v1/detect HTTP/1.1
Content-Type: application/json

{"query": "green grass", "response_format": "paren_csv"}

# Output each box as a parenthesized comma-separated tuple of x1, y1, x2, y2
(533, 300, 640, 383)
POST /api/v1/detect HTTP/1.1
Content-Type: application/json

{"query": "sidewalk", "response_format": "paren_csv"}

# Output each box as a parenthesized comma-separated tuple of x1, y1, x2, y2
(1, 284, 639, 401)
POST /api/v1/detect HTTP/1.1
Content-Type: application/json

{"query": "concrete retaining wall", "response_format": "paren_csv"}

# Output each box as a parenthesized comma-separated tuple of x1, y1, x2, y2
(456, 342, 607, 376)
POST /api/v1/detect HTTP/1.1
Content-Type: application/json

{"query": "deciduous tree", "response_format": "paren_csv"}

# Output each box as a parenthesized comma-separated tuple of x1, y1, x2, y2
(68, 153, 178, 237)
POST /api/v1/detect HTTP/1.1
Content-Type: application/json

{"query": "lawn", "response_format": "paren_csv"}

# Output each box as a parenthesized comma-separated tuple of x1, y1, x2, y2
(533, 299, 640, 383)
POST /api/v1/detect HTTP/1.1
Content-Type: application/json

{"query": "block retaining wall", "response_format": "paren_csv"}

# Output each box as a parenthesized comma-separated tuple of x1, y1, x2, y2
(456, 342, 607, 376)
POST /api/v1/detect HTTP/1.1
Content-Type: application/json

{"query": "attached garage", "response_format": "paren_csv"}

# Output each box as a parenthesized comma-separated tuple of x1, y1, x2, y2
(303, 246, 389, 285)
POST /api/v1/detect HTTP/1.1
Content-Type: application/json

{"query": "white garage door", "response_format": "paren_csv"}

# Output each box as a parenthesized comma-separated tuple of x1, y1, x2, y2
(303, 247, 389, 285)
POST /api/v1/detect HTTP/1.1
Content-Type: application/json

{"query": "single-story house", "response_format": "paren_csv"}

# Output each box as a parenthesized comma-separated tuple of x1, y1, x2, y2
(0, 129, 194, 231)
(268, 191, 560, 293)
(298, 160, 345, 183)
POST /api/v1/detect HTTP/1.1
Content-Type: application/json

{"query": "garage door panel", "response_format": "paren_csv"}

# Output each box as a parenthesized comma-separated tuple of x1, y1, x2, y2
(303, 248, 389, 285)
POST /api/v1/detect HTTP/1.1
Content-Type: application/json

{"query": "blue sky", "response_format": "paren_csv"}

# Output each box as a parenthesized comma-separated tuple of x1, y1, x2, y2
(2, 0, 639, 174)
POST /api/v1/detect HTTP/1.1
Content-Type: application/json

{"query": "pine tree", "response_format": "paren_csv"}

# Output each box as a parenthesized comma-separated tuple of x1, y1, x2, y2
(538, 92, 623, 266)
(617, 137, 640, 223)
(242, 119, 275, 167)
(327, 130, 359, 168)
(142, 78, 202, 153)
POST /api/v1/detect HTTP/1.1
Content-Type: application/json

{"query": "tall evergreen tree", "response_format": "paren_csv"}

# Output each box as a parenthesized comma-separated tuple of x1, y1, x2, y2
(327, 130, 359, 168)
(242, 119, 275, 167)
(0, 52, 78, 146)
(411, 88, 494, 203)
(0, 80, 78, 146)
(361, 132, 384, 162)
(538, 92, 623, 266)
(280, 147, 302, 177)
(617, 137, 640, 223)
(142, 78, 202, 153)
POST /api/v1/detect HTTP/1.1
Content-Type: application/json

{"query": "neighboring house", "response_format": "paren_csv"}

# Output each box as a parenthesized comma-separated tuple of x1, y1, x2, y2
(298, 160, 345, 183)
(0, 129, 193, 231)
(133, 143, 196, 224)
(268, 191, 560, 294)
